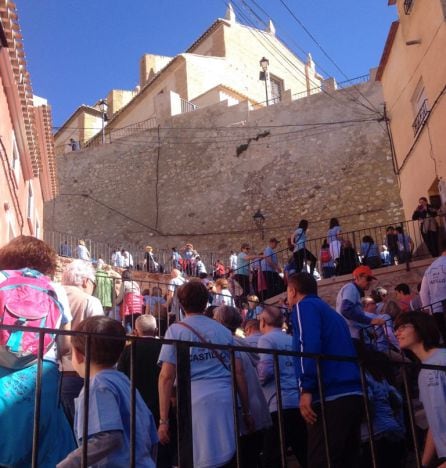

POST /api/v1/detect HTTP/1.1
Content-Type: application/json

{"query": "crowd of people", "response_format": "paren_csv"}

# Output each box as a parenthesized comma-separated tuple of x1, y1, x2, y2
(60, 197, 441, 292)
(2, 194, 446, 467)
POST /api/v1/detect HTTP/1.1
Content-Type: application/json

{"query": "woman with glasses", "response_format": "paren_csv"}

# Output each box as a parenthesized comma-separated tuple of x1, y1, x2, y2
(395, 312, 446, 468)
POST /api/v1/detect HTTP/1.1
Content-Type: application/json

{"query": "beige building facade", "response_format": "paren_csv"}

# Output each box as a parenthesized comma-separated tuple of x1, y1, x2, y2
(46, 74, 404, 254)
(377, 0, 446, 218)
(55, 5, 325, 154)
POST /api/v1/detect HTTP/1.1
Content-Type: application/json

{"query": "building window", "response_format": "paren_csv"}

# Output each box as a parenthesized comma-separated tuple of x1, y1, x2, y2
(11, 135, 20, 184)
(35, 215, 41, 239)
(404, 0, 414, 14)
(411, 78, 429, 136)
(270, 75, 283, 105)
(27, 182, 34, 220)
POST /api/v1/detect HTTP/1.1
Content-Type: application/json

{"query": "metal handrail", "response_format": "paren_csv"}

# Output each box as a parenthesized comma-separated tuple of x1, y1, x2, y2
(0, 319, 438, 467)
(45, 213, 440, 281)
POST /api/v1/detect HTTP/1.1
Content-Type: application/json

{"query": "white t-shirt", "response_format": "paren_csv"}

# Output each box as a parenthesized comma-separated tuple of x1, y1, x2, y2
(168, 276, 186, 320)
(420, 255, 446, 313)
(76, 244, 90, 261)
(213, 289, 234, 307)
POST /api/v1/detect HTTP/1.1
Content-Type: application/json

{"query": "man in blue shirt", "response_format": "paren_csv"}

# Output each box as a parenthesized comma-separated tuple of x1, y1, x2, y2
(336, 265, 385, 340)
(288, 272, 363, 468)
(257, 305, 307, 467)
(261, 238, 285, 300)
(234, 243, 262, 301)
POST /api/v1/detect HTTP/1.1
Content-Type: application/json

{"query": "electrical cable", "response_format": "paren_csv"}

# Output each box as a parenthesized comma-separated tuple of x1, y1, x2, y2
(52, 114, 378, 131)
(155, 125, 161, 229)
(95, 120, 379, 149)
(58, 193, 163, 235)
(230, 0, 380, 116)
(388, 19, 444, 113)
(273, 0, 382, 114)
(57, 192, 388, 238)
(240, 0, 379, 114)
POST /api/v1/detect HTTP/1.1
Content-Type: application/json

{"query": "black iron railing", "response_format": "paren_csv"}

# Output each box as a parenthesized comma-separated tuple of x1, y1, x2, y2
(0, 320, 439, 467)
(45, 213, 440, 289)
(404, 0, 414, 14)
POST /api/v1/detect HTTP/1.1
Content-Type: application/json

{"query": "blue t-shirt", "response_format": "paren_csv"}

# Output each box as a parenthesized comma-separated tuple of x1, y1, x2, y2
(159, 315, 234, 380)
(74, 370, 158, 467)
(257, 329, 299, 412)
(336, 282, 372, 339)
(158, 315, 236, 468)
(327, 226, 341, 243)
(261, 246, 278, 272)
(360, 242, 380, 258)
(419, 348, 446, 458)
(361, 373, 404, 441)
(143, 295, 166, 307)
(293, 228, 306, 252)
(236, 252, 250, 276)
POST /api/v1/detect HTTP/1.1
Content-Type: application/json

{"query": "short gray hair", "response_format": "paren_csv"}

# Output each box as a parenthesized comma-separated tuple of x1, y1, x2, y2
(62, 259, 96, 287)
(135, 315, 157, 336)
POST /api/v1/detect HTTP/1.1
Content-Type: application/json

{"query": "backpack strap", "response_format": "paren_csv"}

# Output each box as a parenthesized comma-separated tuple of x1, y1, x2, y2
(175, 322, 230, 371)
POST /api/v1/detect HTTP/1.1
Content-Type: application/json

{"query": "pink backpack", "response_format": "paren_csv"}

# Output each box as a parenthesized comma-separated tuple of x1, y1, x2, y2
(0, 268, 63, 369)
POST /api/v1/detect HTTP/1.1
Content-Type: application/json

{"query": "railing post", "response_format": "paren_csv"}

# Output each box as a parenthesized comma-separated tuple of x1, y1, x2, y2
(31, 331, 45, 468)
(273, 352, 287, 467)
(129, 339, 136, 468)
(316, 357, 331, 468)
(359, 362, 377, 468)
(401, 365, 422, 467)
(81, 334, 92, 468)
(176, 342, 193, 468)
(229, 349, 241, 467)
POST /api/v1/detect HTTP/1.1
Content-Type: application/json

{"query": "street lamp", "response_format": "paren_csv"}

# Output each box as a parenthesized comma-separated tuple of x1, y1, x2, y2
(253, 209, 266, 239)
(259, 57, 269, 106)
(98, 99, 108, 144)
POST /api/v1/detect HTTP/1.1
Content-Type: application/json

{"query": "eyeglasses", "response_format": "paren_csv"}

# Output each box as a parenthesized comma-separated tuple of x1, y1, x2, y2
(88, 278, 96, 287)
(396, 323, 414, 332)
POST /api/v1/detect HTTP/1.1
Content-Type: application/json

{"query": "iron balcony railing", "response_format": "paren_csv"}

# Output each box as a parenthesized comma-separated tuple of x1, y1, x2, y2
(412, 99, 429, 135)
(1, 318, 442, 467)
(55, 117, 159, 156)
(292, 74, 370, 101)
(179, 98, 198, 114)
(404, 0, 414, 14)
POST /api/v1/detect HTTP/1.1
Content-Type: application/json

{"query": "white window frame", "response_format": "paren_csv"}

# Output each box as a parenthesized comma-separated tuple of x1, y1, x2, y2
(27, 181, 34, 221)
(11, 134, 20, 185)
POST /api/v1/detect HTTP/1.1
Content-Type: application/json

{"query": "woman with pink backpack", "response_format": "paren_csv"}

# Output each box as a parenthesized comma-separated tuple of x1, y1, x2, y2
(0, 236, 75, 466)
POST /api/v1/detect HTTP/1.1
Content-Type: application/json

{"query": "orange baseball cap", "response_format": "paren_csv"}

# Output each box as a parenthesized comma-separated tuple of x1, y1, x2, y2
(353, 265, 377, 279)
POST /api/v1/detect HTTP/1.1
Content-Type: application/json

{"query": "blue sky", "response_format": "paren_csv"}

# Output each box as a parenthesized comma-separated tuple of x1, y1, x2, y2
(15, 0, 397, 127)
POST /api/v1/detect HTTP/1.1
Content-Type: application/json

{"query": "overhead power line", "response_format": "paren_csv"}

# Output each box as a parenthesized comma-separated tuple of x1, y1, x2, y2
(237, 0, 381, 115)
